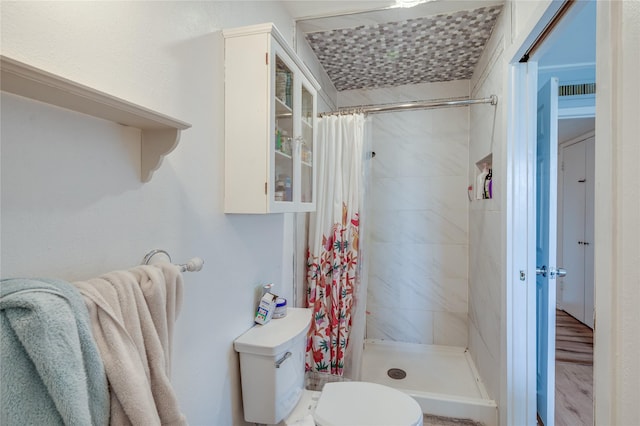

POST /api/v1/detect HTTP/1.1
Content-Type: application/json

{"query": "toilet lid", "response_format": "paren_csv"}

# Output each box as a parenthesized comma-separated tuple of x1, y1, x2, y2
(314, 382, 423, 426)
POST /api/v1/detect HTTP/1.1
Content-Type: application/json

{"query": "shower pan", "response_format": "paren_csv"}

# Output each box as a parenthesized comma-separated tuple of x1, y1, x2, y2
(360, 339, 497, 425)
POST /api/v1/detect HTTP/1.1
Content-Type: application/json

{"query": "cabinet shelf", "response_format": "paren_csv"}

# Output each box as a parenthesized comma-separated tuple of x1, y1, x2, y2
(275, 150, 293, 160)
(276, 99, 293, 120)
(0, 55, 192, 182)
(276, 96, 292, 113)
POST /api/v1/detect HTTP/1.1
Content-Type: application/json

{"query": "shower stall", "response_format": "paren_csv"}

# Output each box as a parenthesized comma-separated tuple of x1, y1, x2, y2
(353, 82, 496, 424)
(298, 80, 498, 425)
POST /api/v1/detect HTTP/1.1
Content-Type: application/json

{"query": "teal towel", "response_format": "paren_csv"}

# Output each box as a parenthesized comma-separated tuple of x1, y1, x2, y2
(0, 278, 110, 426)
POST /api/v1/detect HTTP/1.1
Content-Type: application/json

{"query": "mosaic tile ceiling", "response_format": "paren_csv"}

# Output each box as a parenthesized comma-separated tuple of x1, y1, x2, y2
(305, 5, 503, 91)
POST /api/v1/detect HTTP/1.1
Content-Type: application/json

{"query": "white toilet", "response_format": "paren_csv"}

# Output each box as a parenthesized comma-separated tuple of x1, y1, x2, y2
(234, 308, 423, 426)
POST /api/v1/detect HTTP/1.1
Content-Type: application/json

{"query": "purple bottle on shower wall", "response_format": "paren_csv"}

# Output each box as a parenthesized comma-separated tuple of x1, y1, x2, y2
(484, 168, 493, 199)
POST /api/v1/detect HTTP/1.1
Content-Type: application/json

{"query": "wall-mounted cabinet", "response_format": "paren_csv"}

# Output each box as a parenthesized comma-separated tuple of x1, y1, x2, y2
(223, 23, 320, 214)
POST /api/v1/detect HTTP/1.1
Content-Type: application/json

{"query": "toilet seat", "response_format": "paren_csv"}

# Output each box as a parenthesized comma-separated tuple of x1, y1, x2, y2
(314, 382, 423, 426)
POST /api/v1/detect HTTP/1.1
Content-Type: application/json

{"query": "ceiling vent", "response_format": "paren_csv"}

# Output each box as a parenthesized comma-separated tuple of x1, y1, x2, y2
(559, 83, 596, 97)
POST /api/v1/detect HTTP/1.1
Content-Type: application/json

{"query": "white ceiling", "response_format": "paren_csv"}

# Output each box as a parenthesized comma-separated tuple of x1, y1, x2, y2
(282, 0, 503, 23)
(282, 1, 395, 21)
(539, 0, 596, 67)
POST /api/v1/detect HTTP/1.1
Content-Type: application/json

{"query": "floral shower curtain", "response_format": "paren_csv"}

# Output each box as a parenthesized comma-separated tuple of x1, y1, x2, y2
(306, 113, 367, 376)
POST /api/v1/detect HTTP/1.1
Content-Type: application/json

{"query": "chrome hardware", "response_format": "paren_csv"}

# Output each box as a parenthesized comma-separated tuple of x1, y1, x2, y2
(520, 270, 526, 281)
(536, 265, 567, 279)
(142, 249, 204, 272)
(536, 265, 548, 277)
(275, 351, 292, 368)
(143, 249, 172, 264)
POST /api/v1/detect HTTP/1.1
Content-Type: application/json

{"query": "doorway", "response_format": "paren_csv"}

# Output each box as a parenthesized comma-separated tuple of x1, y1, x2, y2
(536, 2, 596, 424)
(558, 125, 595, 329)
(506, 0, 597, 425)
(554, 121, 595, 426)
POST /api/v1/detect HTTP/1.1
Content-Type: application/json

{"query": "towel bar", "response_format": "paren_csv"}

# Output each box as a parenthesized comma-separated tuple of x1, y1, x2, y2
(142, 249, 204, 272)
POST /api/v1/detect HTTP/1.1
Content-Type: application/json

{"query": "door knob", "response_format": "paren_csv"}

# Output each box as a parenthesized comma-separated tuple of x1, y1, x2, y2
(536, 265, 548, 277)
(536, 265, 567, 278)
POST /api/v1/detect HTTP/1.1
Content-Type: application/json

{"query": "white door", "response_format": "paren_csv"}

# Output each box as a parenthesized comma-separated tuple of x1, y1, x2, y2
(536, 77, 559, 426)
(560, 136, 595, 328)
(584, 136, 595, 329)
(561, 141, 586, 322)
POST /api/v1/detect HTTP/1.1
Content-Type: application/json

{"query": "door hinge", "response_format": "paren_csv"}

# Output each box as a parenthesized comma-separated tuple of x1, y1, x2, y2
(266, 52, 269, 65)
(265, 182, 268, 195)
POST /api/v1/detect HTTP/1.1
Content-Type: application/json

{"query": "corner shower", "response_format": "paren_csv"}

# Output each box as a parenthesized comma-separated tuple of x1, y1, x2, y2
(296, 90, 499, 425)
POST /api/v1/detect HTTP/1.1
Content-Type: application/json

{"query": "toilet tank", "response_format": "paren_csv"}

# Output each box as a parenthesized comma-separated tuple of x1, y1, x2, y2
(233, 308, 311, 424)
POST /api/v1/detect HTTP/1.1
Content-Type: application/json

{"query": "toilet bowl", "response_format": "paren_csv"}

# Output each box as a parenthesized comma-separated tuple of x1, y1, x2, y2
(284, 382, 423, 426)
(234, 308, 423, 426)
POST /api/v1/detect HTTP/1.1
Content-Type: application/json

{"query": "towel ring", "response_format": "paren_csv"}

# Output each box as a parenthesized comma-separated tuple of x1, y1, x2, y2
(142, 249, 172, 265)
(142, 249, 204, 273)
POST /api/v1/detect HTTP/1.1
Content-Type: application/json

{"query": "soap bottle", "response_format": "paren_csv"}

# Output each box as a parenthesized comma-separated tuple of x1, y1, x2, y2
(484, 168, 493, 199)
(284, 175, 292, 201)
(275, 178, 285, 201)
(476, 163, 489, 200)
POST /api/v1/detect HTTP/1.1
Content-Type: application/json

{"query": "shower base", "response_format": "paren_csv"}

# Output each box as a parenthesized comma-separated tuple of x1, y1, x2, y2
(361, 339, 497, 426)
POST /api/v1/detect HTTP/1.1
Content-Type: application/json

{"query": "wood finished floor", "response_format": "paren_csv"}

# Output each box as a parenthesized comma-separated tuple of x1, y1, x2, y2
(423, 414, 483, 426)
(555, 309, 593, 426)
(556, 309, 593, 365)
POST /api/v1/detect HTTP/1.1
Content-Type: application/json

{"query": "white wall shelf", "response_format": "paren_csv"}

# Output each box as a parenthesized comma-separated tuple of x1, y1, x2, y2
(0, 55, 191, 182)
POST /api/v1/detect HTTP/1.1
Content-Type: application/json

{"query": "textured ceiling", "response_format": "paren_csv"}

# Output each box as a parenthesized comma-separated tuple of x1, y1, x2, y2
(304, 5, 503, 91)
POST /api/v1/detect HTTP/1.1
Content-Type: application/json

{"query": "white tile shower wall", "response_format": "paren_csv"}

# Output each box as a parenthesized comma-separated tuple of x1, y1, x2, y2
(467, 7, 508, 404)
(339, 80, 470, 347)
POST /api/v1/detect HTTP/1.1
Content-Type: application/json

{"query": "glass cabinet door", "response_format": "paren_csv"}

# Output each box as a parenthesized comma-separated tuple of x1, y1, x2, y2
(300, 84, 314, 205)
(274, 55, 294, 204)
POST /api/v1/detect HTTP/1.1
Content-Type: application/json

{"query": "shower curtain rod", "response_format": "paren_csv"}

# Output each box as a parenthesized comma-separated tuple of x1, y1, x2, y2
(319, 95, 497, 117)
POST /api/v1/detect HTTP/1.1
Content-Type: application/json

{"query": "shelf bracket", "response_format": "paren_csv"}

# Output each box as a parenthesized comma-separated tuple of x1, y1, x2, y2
(141, 129, 181, 182)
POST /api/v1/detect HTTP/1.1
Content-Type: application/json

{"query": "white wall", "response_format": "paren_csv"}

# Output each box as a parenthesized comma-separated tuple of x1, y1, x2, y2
(338, 80, 470, 347)
(594, 1, 640, 424)
(0, 2, 335, 425)
(467, 5, 507, 403)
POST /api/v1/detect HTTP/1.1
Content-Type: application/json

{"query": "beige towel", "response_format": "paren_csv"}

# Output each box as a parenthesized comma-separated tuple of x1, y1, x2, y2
(74, 264, 186, 426)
